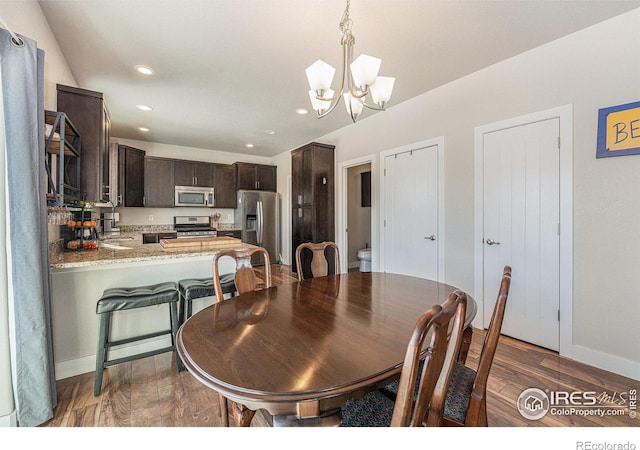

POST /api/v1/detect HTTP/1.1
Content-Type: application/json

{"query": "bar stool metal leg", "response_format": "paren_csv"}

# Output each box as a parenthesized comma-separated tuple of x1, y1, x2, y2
(94, 311, 110, 396)
(169, 301, 183, 372)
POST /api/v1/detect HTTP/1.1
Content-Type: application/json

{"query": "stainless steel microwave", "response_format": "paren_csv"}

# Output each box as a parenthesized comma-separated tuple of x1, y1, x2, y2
(174, 186, 215, 207)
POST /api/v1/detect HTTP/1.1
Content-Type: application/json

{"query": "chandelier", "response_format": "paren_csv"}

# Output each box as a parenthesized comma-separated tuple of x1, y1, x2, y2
(305, 0, 395, 123)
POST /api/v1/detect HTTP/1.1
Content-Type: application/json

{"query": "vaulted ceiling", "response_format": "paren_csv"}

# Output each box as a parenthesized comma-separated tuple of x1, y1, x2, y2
(39, 0, 640, 157)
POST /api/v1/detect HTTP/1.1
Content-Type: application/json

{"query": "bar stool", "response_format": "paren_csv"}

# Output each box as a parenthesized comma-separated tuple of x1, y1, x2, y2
(177, 273, 237, 326)
(94, 281, 181, 396)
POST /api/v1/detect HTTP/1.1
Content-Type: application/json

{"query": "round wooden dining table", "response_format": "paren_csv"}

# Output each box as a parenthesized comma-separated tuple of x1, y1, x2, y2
(176, 271, 476, 427)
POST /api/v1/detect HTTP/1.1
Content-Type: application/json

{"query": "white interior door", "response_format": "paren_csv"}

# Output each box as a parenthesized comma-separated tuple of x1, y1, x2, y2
(384, 144, 439, 280)
(482, 118, 560, 351)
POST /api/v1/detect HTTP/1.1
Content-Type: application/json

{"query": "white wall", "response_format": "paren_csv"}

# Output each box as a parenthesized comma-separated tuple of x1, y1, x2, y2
(1, 0, 77, 109)
(272, 9, 640, 378)
(271, 149, 292, 264)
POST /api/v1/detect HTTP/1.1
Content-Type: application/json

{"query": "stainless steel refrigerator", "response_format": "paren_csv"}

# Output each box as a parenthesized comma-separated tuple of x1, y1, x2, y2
(234, 190, 279, 266)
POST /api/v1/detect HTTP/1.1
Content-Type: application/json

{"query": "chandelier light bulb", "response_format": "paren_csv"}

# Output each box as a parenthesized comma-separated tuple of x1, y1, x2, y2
(370, 76, 396, 107)
(309, 89, 334, 114)
(343, 93, 363, 119)
(350, 54, 381, 91)
(306, 60, 336, 93)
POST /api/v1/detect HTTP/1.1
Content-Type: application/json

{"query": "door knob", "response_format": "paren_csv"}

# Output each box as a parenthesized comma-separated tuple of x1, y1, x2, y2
(485, 238, 500, 245)
(424, 235, 436, 241)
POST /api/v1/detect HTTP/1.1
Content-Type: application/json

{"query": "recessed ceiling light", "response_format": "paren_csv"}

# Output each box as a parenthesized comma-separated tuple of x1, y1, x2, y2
(134, 65, 155, 75)
(296, 108, 309, 115)
(136, 104, 153, 111)
(137, 127, 150, 132)
(264, 129, 277, 135)
(246, 143, 254, 148)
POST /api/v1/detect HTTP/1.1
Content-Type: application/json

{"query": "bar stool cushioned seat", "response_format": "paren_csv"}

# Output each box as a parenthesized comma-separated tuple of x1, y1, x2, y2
(178, 273, 236, 325)
(94, 281, 180, 396)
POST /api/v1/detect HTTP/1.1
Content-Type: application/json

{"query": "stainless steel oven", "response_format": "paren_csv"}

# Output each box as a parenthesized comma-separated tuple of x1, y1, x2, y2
(173, 216, 217, 238)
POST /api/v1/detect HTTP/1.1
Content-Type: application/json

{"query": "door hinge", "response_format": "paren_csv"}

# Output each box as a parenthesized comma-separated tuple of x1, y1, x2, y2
(558, 223, 560, 235)
(557, 309, 560, 321)
(384, 168, 386, 176)
(384, 220, 386, 227)
(557, 136, 561, 149)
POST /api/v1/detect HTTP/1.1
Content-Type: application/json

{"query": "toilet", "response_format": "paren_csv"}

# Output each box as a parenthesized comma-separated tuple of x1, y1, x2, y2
(357, 248, 372, 272)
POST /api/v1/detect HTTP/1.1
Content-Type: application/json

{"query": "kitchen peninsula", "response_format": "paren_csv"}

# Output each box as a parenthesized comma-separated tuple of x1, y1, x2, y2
(49, 235, 252, 380)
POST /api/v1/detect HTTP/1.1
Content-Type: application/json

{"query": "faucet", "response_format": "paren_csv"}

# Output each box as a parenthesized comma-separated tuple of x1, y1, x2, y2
(107, 199, 116, 228)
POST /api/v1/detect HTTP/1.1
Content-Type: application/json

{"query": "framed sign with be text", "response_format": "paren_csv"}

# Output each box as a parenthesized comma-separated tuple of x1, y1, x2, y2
(596, 101, 640, 158)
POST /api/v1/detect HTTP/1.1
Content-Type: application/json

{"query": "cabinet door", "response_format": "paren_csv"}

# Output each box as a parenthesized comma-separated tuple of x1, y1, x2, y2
(118, 145, 145, 207)
(301, 149, 313, 203)
(291, 150, 303, 205)
(213, 164, 237, 208)
(144, 157, 174, 207)
(194, 163, 214, 187)
(292, 206, 313, 242)
(292, 206, 313, 275)
(174, 160, 196, 186)
(291, 147, 314, 204)
(236, 163, 257, 190)
(256, 165, 277, 192)
(217, 230, 241, 239)
(56, 85, 109, 202)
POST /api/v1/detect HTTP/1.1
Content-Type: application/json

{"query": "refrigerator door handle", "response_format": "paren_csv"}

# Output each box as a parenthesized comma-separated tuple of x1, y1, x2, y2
(257, 200, 263, 244)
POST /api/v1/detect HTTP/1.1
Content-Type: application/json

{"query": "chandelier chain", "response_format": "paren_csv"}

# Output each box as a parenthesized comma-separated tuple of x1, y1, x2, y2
(339, 0, 354, 45)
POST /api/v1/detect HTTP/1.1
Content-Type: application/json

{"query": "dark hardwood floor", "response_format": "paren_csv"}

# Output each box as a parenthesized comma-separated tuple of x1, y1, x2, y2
(43, 265, 638, 428)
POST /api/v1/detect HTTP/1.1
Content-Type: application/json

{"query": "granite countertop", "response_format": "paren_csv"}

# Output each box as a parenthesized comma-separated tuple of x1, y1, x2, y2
(50, 232, 252, 269)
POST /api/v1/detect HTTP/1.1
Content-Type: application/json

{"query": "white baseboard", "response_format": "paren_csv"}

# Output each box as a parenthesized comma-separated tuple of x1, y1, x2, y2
(55, 336, 173, 380)
(569, 344, 640, 382)
(0, 410, 17, 427)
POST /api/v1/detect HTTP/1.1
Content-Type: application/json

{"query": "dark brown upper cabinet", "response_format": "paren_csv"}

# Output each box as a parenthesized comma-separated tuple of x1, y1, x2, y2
(212, 164, 237, 208)
(174, 160, 214, 187)
(144, 157, 175, 207)
(118, 145, 145, 207)
(234, 162, 277, 192)
(56, 84, 111, 202)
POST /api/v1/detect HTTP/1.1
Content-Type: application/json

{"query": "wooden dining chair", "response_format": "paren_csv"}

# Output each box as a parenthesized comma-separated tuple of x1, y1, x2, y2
(295, 241, 340, 281)
(341, 290, 467, 427)
(212, 247, 272, 302)
(442, 265, 511, 427)
(211, 246, 272, 427)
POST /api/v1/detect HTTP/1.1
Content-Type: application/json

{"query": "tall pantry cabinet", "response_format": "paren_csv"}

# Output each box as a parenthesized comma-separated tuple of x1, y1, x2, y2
(56, 84, 111, 203)
(291, 142, 335, 275)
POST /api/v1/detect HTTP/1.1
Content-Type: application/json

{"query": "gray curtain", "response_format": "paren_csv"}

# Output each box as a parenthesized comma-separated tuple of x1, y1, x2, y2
(0, 29, 56, 426)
